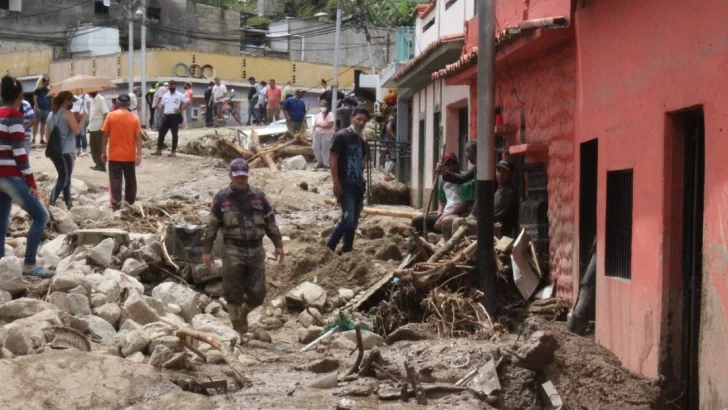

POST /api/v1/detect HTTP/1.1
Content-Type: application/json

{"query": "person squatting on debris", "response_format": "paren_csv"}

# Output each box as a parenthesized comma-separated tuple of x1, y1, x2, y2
(47, 91, 87, 210)
(0, 75, 53, 278)
(153, 80, 191, 157)
(101, 94, 142, 210)
(326, 107, 371, 254)
(282, 89, 306, 134)
(312, 100, 335, 169)
(411, 152, 474, 239)
(88, 90, 110, 172)
(202, 159, 285, 340)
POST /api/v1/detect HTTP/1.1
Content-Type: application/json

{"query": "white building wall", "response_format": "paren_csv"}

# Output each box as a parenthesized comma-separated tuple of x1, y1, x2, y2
(417, 11, 439, 54)
(267, 19, 289, 53)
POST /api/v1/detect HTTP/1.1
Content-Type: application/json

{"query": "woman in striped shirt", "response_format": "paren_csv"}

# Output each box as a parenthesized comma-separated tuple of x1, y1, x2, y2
(0, 76, 53, 278)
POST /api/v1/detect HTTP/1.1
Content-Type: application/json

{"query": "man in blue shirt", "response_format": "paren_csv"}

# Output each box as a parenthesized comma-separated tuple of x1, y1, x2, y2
(281, 89, 307, 134)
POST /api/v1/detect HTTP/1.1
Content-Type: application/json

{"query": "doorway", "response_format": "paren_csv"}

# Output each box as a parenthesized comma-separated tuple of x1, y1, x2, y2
(678, 109, 705, 409)
(579, 139, 598, 280)
(417, 118, 426, 208)
(458, 107, 468, 170)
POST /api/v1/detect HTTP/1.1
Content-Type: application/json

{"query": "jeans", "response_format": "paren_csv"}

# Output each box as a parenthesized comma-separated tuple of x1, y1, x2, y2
(75, 121, 88, 151)
(326, 188, 365, 253)
(247, 100, 257, 124)
(50, 153, 75, 208)
(0, 177, 50, 265)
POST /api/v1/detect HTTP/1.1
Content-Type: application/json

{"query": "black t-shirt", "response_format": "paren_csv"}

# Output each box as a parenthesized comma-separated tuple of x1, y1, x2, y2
(204, 87, 213, 104)
(494, 186, 518, 237)
(33, 87, 50, 110)
(330, 128, 370, 193)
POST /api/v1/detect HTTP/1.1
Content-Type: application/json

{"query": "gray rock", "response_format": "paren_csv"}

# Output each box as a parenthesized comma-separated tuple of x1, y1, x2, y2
(374, 242, 402, 261)
(71, 228, 129, 247)
(125, 351, 145, 363)
(166, 304, 181, 314)
(47, 292, 92, 316)
(137, 242, 163, 264)
(297, 325, 325, 344)
(3, 244, 14, 257)
(121, 391, 218, 410)
(384, 324, 431, 345)
(309, 371, 338, 389)
(147, 336, 181, 354)
(70, 205, 103, 223)
(50, 207, 79, 235)
(151, 282, 199, 321)
(121, 258, 148, 278)
(68, 286, 87, 296)
(298, 308, 323, 328)
(296, 358, 341, 373)
(123, 297, 161, 325)
(0, 256, 25, 295)
(515, 331, 559, 371)
(50, 272, 91, 294)
(1, 348, 14, 359)
(0, 310, 61, 355)
(191, 313, 238, 341)
(0, 298, 59, 322)
(88, 238, 116, 267)
(120, 329, 151, 357)
(330, 335, 357, 350)
(93, 303, 122, 327)
(39, 234, 72, 267)
(149, 345, 173, 368)
(341, 329, 384, 350)
(90, 293, 109, 308)
(119, 319, 141, 333)
(0, 290, 12, 305)
(143, 297, 166, 317)
(86, 274, 122, 302)
(129, 233, 157, 246)
(338, 288, 355, 302)
(197, 294, 211, 311)
(204, 301, 222, 314)
(162, 352, 189, 370)
(286, 281, 327, 309)
(103, 268, 144, 295)
(270, 298, 284, 309)
(81, 314, 117, 345)
(203, 280, 223, 298)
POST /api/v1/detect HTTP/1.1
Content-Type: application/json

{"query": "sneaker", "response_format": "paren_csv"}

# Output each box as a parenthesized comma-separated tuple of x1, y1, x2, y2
(22, 266, 55, 279)
(151, 151, 162, 156)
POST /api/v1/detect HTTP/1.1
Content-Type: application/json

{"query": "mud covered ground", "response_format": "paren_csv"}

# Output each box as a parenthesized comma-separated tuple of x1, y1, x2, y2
(6, 127, 664, 410)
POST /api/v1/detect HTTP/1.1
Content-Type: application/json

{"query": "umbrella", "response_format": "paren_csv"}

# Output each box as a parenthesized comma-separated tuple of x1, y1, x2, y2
(48, 75, 117, 97)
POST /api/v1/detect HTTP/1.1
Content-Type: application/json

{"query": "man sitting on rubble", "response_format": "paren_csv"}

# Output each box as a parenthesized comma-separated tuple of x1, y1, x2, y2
(411, 152, 474, 240)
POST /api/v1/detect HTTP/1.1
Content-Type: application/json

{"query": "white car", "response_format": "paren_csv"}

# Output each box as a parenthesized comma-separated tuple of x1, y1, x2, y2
(241, 115, 315, 141)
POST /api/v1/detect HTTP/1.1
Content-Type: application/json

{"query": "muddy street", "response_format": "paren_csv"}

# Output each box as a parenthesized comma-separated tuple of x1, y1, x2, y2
(0, 128, 664, 410)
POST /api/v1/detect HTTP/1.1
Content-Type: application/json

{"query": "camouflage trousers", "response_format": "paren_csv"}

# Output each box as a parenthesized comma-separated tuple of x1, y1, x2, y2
(222, 244, 267, 308)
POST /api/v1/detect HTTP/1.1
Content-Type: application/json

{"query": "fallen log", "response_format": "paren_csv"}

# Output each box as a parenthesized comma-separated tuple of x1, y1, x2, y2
(176, 327, 251, 387)
(213, 130, 253, 159)
(271, 145, 314, 159)
(323, 198, 419, 219)
(249, 129, 277, 171)
(427, 225, 469, 263)
(409, 228, 435, 260)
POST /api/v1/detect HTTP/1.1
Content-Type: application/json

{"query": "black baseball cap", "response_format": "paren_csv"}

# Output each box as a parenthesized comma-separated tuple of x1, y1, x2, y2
(231, 158, 249, 177)
(117, 94, 131, 104)
(496, 160, 513, 172)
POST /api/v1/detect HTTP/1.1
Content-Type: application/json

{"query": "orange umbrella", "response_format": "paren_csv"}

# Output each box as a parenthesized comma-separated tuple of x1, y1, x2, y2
(48, 75, 117, 96)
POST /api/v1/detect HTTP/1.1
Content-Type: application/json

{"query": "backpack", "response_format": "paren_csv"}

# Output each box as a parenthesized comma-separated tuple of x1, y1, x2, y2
(45, 112, 64, 158)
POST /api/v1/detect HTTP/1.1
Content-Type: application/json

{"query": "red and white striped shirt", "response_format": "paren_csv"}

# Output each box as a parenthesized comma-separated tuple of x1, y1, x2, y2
(0, 107, 36, 189)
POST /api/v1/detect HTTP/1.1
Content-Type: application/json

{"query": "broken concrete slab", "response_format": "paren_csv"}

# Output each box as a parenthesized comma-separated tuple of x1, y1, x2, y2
(0, 350, 180, 409)
(151, 282, 199, 321)
(515, 330, 559, 371)
(0, 298, 59, 322)
(87, 238, 116, 268)
(286, 281, 327, 309)
(70, 228, 129, 247)
(47, 292, 92, 316)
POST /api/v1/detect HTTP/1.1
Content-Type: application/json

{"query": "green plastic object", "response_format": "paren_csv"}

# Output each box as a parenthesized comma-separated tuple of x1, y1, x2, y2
(325, 312, 370, 332)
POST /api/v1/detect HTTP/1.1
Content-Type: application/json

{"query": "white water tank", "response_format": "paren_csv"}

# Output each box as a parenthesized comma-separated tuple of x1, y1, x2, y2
(69, 26, 121, 57)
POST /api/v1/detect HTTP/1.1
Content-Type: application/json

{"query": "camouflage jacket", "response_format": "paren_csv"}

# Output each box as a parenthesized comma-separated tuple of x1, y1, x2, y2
(202, 185, 283, 253)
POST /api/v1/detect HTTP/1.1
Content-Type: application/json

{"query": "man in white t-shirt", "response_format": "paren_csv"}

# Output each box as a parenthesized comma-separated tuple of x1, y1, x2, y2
(87, 92, 110, 172)
(129, 86, 141, 115)
(152, 82, 169, 131)
(71, 93, 91, 156)
(152, 80, 190, 157)
(211, 77, 228, 122)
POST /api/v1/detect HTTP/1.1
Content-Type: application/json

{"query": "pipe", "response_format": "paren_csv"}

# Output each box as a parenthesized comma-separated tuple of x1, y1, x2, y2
(476, 0, 497, 314)
(140, 0, 147, 127)
(128, 5, 134, 95)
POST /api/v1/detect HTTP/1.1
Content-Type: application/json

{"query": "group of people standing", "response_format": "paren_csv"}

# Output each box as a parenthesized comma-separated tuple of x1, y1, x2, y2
(245, 77, 293, 126)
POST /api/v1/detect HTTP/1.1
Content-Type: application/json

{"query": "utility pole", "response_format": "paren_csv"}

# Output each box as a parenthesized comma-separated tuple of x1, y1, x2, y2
(128, 2, 134, 95)
(477, 0, 497, 313)
(331, 0, 342, 123)
(140, 0, 147, 128)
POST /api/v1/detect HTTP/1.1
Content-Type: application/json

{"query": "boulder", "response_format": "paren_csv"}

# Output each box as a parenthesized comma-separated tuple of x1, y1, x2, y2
(70, 178, 88, 195)
(297, 325, 325, 344)
(119, 319, 141, 333)
(70, 205, 102, 223)
(0, 256, 25, 295)
(286, 281, 327, 310)
(39, 234, 72, 267)
(121, 258, 148, 278)
(103, 269, 145, 295)
(203, 280, 223, 298)
(85, 274, 122, 303)
(49, 207, 79, 235)
(71, 228, 129, 247)
(338, 288, 355, 302)
(119, 328, 151, 357)
(144, 297, 166, 316)
(88, 238, 116, 267)
(93, 303, 122, 327)
(166, 304, 181, 315)
(162, 313, 186, 326)
(204, 301, 221, 314)
(55, 257, 92, 277)
(283, 155, 307, 170)
(90, 293, 109, 308)
(252, 328, 272, 343)
(3, 244, 14, 257)
(515, 331, 559, 371)
(81, 314, 117, 345)
(68, 285, 87, 296)
(125, 352, 145, 364)
(147, 336, 181, 354)
(149, 345, 174, 368)
(298, 308, 323, 328)
(136, 242, 163, 264)
(191, 313, 238, 341)
(0, 290, 12, 305)
(47, 292, 92, 316)
(0, 298, 59, 322)
(0, 310, 61, 355)
(122, 297, 161, 325)
(50, 272, 91, 294)
(374, 242, 403, 261)
(341, 329, 384, 350)
(151, 282, 199, 321)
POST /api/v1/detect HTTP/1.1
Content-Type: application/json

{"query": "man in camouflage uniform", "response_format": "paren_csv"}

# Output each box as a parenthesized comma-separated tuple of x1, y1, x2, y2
(202, 158, 285, 340)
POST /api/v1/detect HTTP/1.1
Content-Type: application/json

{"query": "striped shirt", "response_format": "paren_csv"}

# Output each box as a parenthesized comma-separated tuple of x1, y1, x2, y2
(0, 107, 36, 189)
(21, 101, 36, 138)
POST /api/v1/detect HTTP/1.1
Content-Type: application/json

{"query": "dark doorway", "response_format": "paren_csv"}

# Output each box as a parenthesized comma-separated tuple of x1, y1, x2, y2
(432, 111, 442, 209)
(579, 139, 598, 280)
(417, 118, 426, 207)
(679, 109, 705, 409)
(458, 107, 468, 171)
